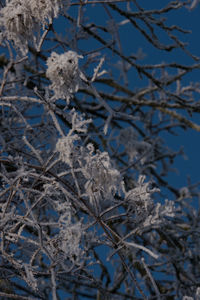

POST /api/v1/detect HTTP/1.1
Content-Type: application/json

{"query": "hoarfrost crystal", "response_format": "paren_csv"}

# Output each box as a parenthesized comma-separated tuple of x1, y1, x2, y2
(29, 0, 60, 28)
(51, 200, 84, 264)
(46, 51, 83, 102)
(125, 175, 158, 218)
(84, 150, 121, 194)
(56, 134, 80, 165)
(81, 146, 122, 209)
(59, 219, 83, 263)
(0, 0, 62, 54)
(0, 0, 35, 54)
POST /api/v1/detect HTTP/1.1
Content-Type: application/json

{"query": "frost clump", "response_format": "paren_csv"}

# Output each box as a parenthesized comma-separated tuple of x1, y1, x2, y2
(57, 212, 84, 264)
(125, 175, 175, 227)
(56, 134, 80, 165)
(125, 175, 158, 219)
(29, 0, 61, 28)
(81, 144, 122, 207)
(55, 110, 91, 164)
(0, 0, 62, 54)
(0, 0, 35, 54)
(56, 137, 122, 211)
(46, 51, 84, 102)
(49, 200, 84, 265)
(56, 133, 122, 211)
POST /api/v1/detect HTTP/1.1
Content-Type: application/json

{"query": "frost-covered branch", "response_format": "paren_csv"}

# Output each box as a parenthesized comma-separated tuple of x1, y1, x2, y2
(0, 0, 200, 299)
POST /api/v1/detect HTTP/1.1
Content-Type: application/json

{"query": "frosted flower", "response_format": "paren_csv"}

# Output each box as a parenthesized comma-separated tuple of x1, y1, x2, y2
(0, 0, 62, 54)
(125, 175, 159, 218)
(55, 134, 80, 165)
(82, 147, 122, 206)
(29, 0, 61, 28)
(0, 0, 35, 54)
(59, 219, 83, 264)
(144, 199, 175, 227)
(70, 108, 92, 133)
(46, 51, 83, 101)
(50, 202, 84, 264)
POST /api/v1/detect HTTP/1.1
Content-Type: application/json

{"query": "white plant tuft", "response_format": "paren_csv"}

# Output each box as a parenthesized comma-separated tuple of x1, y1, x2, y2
(29, 0, 61, 28)
(0, 0, 62, 54)
(0, 0, 35, 54)
(46, 51, 84, 102)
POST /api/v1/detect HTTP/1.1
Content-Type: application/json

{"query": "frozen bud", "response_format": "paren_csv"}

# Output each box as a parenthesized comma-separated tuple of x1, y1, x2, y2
(46, 51, 83, 102)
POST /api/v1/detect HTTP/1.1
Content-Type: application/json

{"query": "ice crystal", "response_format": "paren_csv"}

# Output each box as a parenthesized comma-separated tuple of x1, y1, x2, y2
(55, 111, 91, 164)
(70, 108, 92, 133)
(56, 130, 122, 210)
(59, 219, 83, 263)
